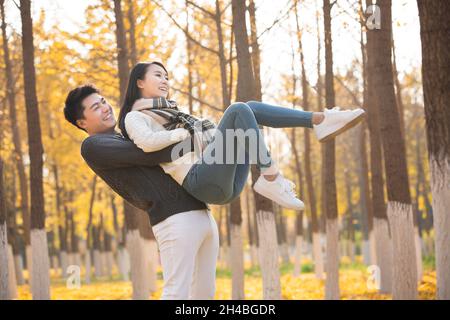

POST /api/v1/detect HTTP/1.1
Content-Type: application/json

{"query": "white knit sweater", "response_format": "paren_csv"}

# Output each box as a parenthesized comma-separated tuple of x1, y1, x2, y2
(124, 100, 201, 185)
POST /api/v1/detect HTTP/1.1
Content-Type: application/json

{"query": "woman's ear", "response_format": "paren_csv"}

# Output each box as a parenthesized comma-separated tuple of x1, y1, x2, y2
(137, 79, 144, 89)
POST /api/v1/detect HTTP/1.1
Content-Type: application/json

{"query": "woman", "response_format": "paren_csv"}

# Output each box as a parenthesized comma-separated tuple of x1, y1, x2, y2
(118, 61, 365, 210)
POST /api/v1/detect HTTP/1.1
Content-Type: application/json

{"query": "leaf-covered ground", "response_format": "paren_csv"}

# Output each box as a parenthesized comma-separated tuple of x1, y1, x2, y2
(16, 258, 436, 300)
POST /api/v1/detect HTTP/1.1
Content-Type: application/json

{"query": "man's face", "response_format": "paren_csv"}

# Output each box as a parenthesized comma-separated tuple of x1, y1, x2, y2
(77, 93, 116, 135)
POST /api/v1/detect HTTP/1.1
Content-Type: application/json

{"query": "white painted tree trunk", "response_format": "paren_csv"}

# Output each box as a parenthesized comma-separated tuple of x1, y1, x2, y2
(250, 245, 258, 268)
(100, 252, 109, 277)
(369, 230, 377, 266)
(127, 230, 148, 300)
(348, 240, 355, 263)
(280, 243, 290, 265)
(14, 254, 25, 285)
(219, 245, 227, 269)
(414, 226, 423, 282)
(230, 223, 245, 300)
(60, 251, 68, 278)
(305, 241, 312, 259)
(339, 239, 346, 259)
(430, 156, 450, 299)
(101, 251, 108, 276)
(74, 253, 82, 269)
(325, 218, 340, 300)
(142, 238, 157, 293)
(0, 222, 9, 300)
(105, 251, 113, 278)
(293, 235, 303, 277)
(25, 245, 32, 284)
(256, 210, 281, 300)
(50, 255, 56, 271)
(387, 201, 418, 299)
(84, 250, 92, 284)
(7, 245, 17, 299)
(362, 239, 371, 265)
(117, 248, 130, 281)
(93, 250, 102, 278)
(30, 229, 51, 300)
(426, 234, 435, 258)
(373, 217, 393, 293)
(149, 240, 158, 292)
(67, 253, 73, 267)
(117, 248, 124, 279)
(312, 232, 324, 279)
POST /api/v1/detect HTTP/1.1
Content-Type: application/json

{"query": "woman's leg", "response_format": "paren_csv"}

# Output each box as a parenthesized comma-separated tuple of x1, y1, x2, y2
(183, 102, 272, 204)
(245, 100, 314, 128)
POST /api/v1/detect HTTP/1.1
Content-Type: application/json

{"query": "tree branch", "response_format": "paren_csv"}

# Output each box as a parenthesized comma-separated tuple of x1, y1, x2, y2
(334, 75, 362, 107)
(186, 0, 215, 19)
(171, 86, 222, 112)
(151, 0, 220, 56)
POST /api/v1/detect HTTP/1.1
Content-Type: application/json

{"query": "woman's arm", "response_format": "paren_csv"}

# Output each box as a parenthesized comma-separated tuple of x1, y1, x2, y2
(125, 111, 190, 153)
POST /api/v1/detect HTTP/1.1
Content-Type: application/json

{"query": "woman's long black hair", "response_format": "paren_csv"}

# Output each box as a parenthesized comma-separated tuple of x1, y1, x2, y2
(118, 61, 168, 140)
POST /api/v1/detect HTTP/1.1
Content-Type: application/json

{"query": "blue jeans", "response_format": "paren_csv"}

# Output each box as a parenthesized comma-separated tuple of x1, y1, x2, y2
(182, 101, 313, 205)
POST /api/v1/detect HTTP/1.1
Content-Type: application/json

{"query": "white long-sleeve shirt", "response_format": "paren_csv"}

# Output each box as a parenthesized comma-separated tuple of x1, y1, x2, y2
(124, 109, 200, 185)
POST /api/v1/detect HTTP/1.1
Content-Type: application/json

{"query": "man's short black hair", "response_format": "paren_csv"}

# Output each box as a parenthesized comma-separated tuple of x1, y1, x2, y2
(64, 84, 100, 131)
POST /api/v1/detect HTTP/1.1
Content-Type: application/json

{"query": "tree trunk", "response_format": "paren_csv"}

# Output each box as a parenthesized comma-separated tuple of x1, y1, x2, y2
(370, 0, 417, 299)
(185, 0, 194, 114)
(355, 14, 375, 263)
(20, 0, 50, 300)
(138, 210, 157, 294)
(1, 1, 31, 270)
(323, 0, 340, 300)
(417, 0, 450, 300)
(248, 0, 262, 101)
(364, 0, 392, 294)
(214, 0, 231, 108)
(68, 205, 80, 270)
(84, 176, 97, 284)
(54, 165, 69, 279)
(9, 209, 24, 285)
(92, 226, 102, 278)
(245, 189, 257, 268)
(115, 0, 150, 299)
(294, 0, 323, 279)
(0, 158, 10, 300)
(127, 0, 137, 66)
(111, 195, 128, 280)
(125, 202, 148, 299)
(113, 0, 130, 103)
(230, 197, 245, 300)
(232, 0, 281, 299)
(391, 38, 405, 137)
(292, 128, 305, 277)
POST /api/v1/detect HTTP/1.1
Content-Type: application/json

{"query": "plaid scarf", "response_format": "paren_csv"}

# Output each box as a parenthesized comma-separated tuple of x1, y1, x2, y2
(132, 97, 216, 150)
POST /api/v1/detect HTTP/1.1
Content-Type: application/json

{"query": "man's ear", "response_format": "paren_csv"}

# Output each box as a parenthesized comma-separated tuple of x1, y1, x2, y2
(76, 119, 87, 130)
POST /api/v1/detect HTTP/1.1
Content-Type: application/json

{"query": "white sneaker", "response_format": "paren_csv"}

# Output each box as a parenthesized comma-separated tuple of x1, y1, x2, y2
(253, 174, 305, 210)
(313, 107, 365, 142)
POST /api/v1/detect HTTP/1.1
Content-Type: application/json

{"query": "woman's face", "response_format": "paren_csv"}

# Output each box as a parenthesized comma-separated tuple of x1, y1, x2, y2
(137, 64, 169, 99)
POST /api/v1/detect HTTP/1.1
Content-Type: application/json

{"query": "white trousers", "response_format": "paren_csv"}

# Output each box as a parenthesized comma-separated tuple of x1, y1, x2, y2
(152, 209, 219, 300)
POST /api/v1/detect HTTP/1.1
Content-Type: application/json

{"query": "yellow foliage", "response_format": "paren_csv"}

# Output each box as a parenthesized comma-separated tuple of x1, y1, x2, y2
(16, 269, 436, 300)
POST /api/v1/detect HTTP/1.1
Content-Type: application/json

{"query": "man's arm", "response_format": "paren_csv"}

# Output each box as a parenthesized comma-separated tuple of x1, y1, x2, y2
(81, 133, 193, 170)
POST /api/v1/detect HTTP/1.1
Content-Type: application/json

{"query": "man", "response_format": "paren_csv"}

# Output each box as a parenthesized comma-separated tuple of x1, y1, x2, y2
(64, 84, 219, 300)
